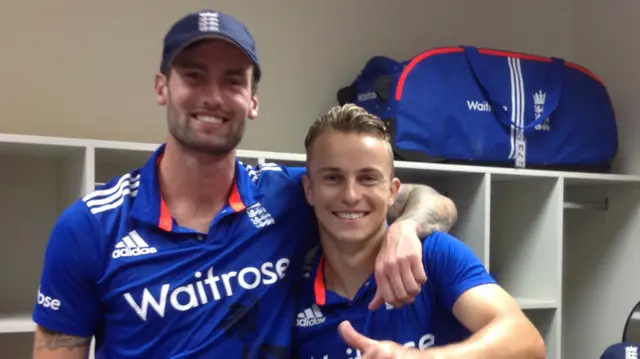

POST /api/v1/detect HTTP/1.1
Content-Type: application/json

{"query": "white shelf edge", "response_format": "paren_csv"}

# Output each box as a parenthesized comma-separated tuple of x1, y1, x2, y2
(0, 133, 159, 153)
(239, 149, 306, 162)
(0, 132, 639, 184)
(0, 133, 88, 149)
(248, 150, 640, 184)
(0, 313, 35, 334)
(516, 297, 557, 310)
(89, 139, 159, 152)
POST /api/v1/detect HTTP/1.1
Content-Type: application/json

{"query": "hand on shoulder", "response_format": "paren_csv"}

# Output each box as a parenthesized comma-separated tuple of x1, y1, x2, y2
(370, 219, 426, 310)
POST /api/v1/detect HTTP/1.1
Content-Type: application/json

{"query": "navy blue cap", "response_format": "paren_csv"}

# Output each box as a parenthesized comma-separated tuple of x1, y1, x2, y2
(160, 10, 261, 81)
(601, 342, 639, 358)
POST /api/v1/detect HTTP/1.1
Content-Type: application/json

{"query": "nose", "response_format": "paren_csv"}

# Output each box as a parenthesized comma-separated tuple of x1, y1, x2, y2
(341, 178, 362, 206)
(202, 82, 224, 109)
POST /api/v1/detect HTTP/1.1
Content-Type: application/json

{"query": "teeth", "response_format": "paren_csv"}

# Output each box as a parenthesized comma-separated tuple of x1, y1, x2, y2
(335, 212, 366, 220)
(196, 115, 223, 124)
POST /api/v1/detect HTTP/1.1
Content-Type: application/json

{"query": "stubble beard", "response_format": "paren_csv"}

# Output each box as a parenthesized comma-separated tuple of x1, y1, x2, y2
(166, 105, 246, 156)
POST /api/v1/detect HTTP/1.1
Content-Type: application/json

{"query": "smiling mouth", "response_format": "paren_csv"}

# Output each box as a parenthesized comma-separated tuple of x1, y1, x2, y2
(332, 211, 370, 220)
(191, 114, 227, 125)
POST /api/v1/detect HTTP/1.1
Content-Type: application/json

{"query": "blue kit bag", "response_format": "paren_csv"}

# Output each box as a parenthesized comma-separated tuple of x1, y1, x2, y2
(337, 46, 618, 172)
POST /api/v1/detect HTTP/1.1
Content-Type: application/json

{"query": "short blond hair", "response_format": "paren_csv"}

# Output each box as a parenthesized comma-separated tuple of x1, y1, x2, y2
(304, 104, 390, 152)
(304, 104, 394, 176)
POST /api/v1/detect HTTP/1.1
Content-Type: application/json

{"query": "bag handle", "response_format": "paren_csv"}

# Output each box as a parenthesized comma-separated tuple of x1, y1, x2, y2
(461, 46, 565, 132)
(337, 56, 401, 105)
(359, 56, 401, 77)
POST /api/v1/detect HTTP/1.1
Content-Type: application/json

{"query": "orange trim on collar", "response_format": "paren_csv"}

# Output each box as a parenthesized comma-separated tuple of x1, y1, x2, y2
(156, 154, 173, 231)
(155, 154, 246, 232)
(228, 183, 246, 212)
(314, 256, 326, 306)
(158, 199, 173, 231)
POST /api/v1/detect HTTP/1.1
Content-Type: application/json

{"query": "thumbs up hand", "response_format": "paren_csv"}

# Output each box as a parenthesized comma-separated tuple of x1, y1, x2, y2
(338, 321, 420, 359)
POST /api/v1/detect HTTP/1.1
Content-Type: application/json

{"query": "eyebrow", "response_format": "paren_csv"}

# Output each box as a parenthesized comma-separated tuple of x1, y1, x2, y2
(359, 168, 385, 177)
(173, 62, 248, 78)
(316, 167, 341, 173)
(223, 68, 248, 77)
(316, 167, 384, 174)
(173, 61, 207, 72)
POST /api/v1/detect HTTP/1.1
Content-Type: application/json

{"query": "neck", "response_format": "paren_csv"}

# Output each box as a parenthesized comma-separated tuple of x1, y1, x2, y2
(320, 225, 387, 300)
(158, 139, 236, 219)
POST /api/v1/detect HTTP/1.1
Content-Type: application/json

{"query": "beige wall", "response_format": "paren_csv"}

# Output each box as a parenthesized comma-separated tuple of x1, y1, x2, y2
(565, 1, 640, 357)
(0, 0, 573, 154)
(572, 0, 640, 175)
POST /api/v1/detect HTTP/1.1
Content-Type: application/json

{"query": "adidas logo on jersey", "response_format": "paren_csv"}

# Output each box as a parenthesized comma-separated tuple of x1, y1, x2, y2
(112, 230, 157, 259)
(296, 304, 326, 327)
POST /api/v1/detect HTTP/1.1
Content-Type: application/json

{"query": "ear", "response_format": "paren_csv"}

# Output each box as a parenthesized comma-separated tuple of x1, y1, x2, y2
(155, 72, 168, 106)
(301, 172, 315, 206)
(248, 94, 259, 120)
(388, 178, 401, 207)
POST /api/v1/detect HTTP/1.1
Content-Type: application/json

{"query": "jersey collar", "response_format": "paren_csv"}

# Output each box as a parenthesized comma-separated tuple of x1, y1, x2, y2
(130, 144, 263, 232)
(313, 225, 391, 306)
(312, 250, 377, 307)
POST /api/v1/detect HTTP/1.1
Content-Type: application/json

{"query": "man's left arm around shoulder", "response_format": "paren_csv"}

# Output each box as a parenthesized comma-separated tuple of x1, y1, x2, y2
(426, 284, 546, 359)
(371, 183, 458, 309)
(387, 183, 458, 237)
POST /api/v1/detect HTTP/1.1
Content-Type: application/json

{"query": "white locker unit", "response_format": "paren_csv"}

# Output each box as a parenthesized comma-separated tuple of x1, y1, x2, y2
(0, 133, 638, 359)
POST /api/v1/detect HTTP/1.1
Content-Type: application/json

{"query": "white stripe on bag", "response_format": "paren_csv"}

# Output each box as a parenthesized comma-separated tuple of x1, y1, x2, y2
(507, 57, 525, 159)
(508, 58, 517, 159)
(515, 58, 525, 130)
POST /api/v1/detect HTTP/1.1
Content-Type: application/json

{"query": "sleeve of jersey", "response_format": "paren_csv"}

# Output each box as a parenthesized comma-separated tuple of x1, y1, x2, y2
(32, 203, 102, 337)
(424, 232, 496, 311)
(254, 164, 306, 190)
(275, 165, 307, 183)
(268, 165, 319, 252)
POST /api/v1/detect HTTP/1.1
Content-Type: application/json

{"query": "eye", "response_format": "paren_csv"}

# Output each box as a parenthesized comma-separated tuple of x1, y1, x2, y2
(225, 76, 245, 87)
(322, 174, 340, 183)
(184, 71, 205, 82)
(359, 175, 379, 186)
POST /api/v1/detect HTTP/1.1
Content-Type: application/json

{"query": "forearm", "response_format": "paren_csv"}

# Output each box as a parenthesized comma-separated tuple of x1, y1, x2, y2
(420, 316, 545, 359)
(387, 183, 458, 237)
(33, 325, 91, 359)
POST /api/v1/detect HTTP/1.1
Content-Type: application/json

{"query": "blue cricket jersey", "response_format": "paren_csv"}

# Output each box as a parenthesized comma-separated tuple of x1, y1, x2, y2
(32, 144, 316, 358)
(293, 231, 496, 358)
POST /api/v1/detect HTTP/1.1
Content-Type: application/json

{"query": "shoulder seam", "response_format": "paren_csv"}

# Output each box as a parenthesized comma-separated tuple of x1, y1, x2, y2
(240, 161, 283, 183)
(81, 172, 140, 214)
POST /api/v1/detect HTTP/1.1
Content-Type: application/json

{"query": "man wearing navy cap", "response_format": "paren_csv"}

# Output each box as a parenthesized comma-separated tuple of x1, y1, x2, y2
(294, 104, 546, 359)
(601, 343, 640, 359)
(30, 9, 457, 359)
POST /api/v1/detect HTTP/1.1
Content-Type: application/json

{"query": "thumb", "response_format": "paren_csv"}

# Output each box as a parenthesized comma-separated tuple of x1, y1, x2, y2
(368, 289, 384, 310)
(338, 321, 378, 352)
